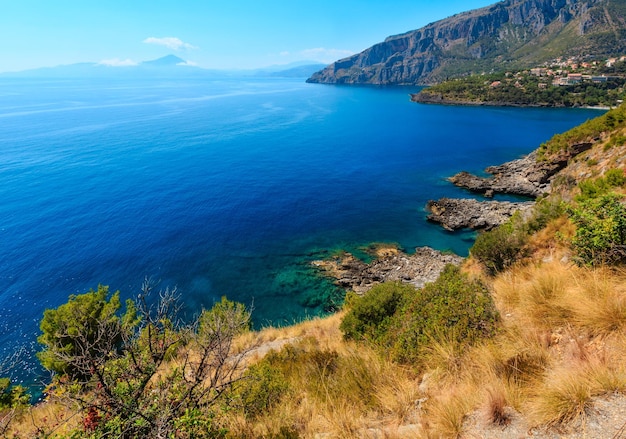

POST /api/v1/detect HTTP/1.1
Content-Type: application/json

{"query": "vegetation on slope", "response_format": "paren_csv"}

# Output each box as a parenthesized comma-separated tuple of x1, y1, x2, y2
(2, 109, 626, 438)
(415, 72, 626, 107)
(539, 103, 626, 158)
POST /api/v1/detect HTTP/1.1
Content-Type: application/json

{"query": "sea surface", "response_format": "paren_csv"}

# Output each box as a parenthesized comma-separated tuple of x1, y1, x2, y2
(0, 76, 601, 388)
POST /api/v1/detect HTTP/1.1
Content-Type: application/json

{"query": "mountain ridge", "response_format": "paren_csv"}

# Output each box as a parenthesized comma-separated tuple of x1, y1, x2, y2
(0, 56, 324, 79)
(308, 0, 626, 85)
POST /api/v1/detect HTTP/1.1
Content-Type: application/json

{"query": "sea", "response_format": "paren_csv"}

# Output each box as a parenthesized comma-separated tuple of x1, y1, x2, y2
(0, 76, 602, 391)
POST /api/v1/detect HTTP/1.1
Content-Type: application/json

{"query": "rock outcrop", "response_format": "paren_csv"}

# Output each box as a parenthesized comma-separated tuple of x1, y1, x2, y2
(307, 0, 624, 85)
(312, 247, 463, 295)
(449, 144, 593, 197)
(426, 198, 534, 231)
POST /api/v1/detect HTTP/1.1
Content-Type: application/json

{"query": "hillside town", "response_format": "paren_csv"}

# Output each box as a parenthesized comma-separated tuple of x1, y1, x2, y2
(414, 54, 626, 108)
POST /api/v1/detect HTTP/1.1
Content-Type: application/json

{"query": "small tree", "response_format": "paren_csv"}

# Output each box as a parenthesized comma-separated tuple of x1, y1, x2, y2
(39, 280, 253, 437)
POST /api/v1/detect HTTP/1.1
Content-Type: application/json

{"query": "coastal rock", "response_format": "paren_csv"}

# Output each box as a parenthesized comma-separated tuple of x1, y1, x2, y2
(426, 198, 534, 231)
(449, 146, 592, 198)
(312, 247, 463, 295)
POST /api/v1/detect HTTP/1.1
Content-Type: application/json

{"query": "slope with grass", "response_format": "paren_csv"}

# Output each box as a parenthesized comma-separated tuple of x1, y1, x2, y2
(3, 110, 626, 439)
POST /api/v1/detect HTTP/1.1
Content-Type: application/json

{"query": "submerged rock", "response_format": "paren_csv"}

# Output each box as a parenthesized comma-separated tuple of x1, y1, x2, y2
(312, 246, 462, 295)
(426, 198, 534, 231)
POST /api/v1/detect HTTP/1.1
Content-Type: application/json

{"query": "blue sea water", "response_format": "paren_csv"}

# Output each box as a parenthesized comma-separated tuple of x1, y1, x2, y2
(0, 76, 601, 387)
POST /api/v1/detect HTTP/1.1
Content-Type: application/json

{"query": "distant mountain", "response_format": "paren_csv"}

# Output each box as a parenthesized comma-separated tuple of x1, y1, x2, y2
(141, 54, 187, 67)
(308, 0, 626, 85)
(0, 55, 210, 79)
(0, 56, 326, 80)
(265, 63, 328, 78)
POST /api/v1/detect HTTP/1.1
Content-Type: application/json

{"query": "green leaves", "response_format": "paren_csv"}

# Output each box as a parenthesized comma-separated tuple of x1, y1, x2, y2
(340, 282, 410, 343)
(36, 285, 128, 379)
(340, 266, 499, 366)
(568, 193, 626, 265)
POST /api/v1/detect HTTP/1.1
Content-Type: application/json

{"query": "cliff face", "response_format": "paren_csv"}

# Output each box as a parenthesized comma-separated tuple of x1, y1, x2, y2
(308, 0, 626, 85)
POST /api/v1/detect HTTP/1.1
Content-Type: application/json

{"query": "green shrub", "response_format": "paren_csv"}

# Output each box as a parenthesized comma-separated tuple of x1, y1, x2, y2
(605, 168, 626, 187)
(526, 196, 566, 234)
(576, 169, 626, 202)
(388, 265, 499, 364)
(340, 282, 412, 343)
(568, 193, 626, 265)
(239, 358, 291, 419)
(243, 340, 379, 414)
(470, 213, 528, 275)
(0, 377, 29, 409)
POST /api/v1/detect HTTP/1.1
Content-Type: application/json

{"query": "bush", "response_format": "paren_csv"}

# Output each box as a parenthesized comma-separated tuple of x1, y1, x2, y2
(241, 339, 380, 417)
(568, 193, 626, 265)
(0, 378, 28, 410)
(238, 359, 290, 419)
(37, 282, 253, 438)
(526, 196, 566, 234)
(605, 168, 626, 187)
(470, 213, 529, 275)
(389, 265, 499, 364)
(577, 169, 626, 202)
(340, 282, 412, 343)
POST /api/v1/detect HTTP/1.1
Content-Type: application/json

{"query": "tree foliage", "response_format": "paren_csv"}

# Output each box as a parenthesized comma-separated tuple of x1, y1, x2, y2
(37, 285, 134, 379)
(38, 280, 253, 438)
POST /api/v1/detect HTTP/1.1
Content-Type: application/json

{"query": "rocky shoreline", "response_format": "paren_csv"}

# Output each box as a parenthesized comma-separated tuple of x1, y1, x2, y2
(410, 92, 562, 108)
(312, 246, 462, 295)
(312, 136, 593, 294)
(426, 198, 534, 231)
(448, 147, 592, 198)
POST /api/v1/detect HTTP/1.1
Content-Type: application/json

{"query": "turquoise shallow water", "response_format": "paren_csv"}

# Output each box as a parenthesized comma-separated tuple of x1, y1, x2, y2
(0, 77, 601, 387)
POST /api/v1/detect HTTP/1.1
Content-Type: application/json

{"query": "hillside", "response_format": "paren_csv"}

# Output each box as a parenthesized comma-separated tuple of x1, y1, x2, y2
(3, 105, 626, 438)
(307, 0, 626, 85)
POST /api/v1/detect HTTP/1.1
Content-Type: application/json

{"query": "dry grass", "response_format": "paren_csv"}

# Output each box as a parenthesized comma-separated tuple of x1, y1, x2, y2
(4, 400, 80, 438)
(529, 365, 599, 427)
(423, 388, 475, 439)
(8, 245, 626, 438)
(568, 267, 626, 336)
(482, 384, 511, 426)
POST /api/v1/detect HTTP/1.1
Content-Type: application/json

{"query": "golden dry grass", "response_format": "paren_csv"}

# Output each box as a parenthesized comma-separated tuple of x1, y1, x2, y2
(8, 235, 626, 438)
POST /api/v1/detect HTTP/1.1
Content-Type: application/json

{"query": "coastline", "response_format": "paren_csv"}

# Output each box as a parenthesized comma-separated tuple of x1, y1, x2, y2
(410, 92, 614, 110)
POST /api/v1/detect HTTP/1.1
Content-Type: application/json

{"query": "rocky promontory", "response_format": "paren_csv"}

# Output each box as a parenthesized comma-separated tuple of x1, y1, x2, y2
(307, 0, 626, 86)
(426, 198, 534, 231)
(449, 145, 593, 198)
(312, 246, 463, 295)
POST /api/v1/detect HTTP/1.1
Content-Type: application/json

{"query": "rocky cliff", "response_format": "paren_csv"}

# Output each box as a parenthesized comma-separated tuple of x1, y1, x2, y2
(308, 0, 626, 85)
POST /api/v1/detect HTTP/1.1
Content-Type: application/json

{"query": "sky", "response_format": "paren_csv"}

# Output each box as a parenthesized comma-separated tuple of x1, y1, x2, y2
(0, 0, 498, 73)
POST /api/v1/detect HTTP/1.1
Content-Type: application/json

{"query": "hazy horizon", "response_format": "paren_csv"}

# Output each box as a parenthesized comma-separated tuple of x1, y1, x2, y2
(1, 1, 497, 74)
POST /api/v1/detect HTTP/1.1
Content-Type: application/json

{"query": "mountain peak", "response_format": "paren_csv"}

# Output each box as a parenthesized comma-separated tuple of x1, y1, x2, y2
(308, 0, 626, 85)
(142, 55, 187, 67)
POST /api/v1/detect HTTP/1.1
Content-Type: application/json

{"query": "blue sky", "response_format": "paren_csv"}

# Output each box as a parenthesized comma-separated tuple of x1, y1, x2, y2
(0, 0, 497, 73)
